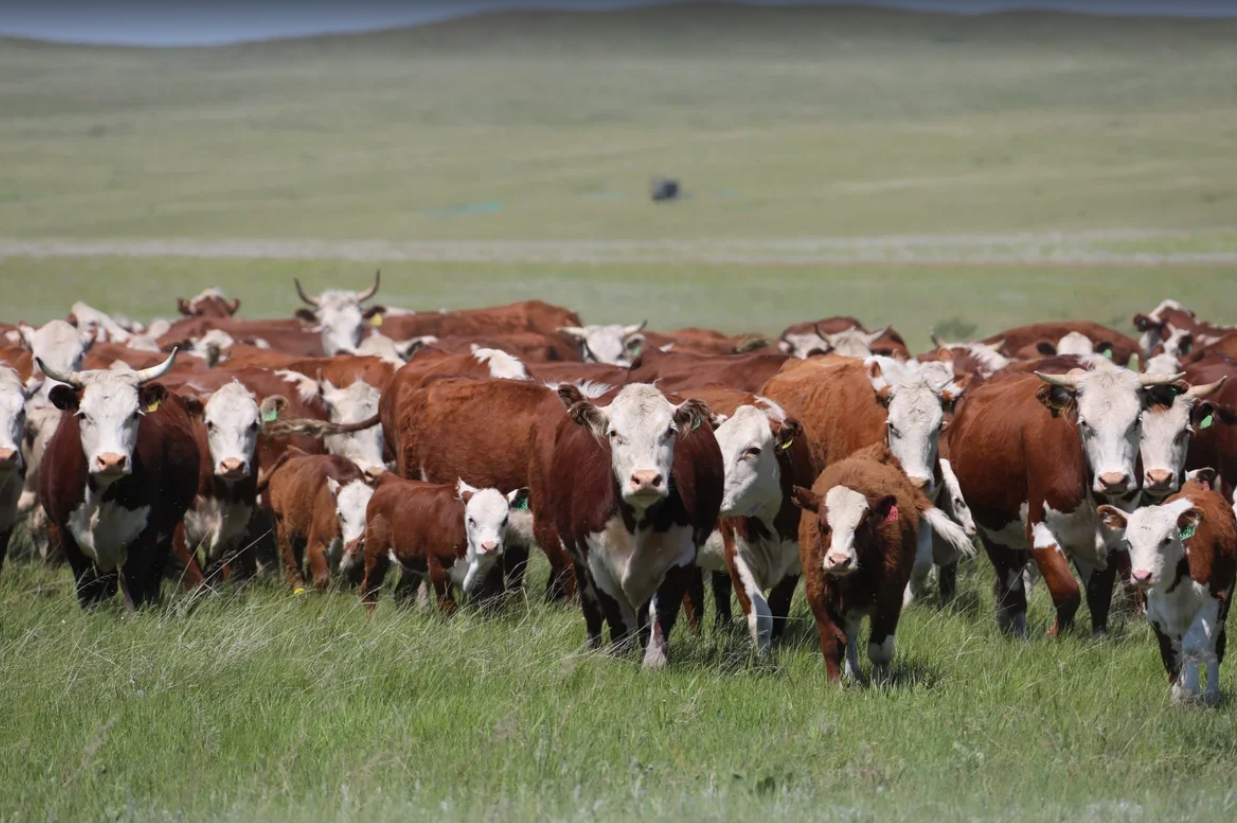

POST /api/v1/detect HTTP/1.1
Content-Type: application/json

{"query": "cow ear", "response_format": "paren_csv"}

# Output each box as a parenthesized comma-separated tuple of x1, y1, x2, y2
(1132, 314, 1158, 333)
(866, 360, 892, 405)
(1035, 384, 1075, 419)
(456, 478, 479, 503)
(941, 373, 972, 407)
(556, 383, 585, 409)
(294, 308, 317, 323)
(1179, 333, 1193, 354)
(180, 394, 205, 418)
(18, 323, 35, 351)
(507, 487, 530, 509)
(326, 477, 341, 498)
(260, 395, 287, 424)
(936, 347, 954, 363)
(49, 385, 79, 412)
(177, 298, 192, 316)
(227, 298, 241, 315)
(1096, 505, 1128, 535)
(1035, 341, 1057, 356)
(790, 485, 820, 513)
(569, 401, 608, 439)
(868, 494, 897, 524)
(1186, 467, 1217, 489)
(139, 384, 168, 413)
(1192, 401, 1216, 429)
(673, 398, 711, 433)
(1177, 507, 1202, 538)
(363, 304, 386, 320)
(774, 417, 802, 452)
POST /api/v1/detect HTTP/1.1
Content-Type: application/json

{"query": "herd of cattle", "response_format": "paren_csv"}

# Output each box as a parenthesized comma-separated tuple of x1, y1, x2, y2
(1, 276, 1235, 703)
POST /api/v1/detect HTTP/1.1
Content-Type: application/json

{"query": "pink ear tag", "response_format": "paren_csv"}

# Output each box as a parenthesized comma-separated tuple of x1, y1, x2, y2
(885, 505, 899, 523)
(1203, 480, 1212, 491)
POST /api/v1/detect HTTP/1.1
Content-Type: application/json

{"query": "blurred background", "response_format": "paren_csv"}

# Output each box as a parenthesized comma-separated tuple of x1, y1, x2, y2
(3, 0, 1235, 346)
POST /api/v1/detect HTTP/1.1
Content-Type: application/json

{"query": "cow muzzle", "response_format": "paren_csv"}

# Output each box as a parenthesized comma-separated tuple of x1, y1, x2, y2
(824, 552, 855, 576)
(1143, 469, 1175, 494)
(626, 470, 666, 503)
(93, 452, 129, 478)
(1131, 569, 1154, 589)
(217, 457, 249, 479)
(1096, 472, 1131, 495)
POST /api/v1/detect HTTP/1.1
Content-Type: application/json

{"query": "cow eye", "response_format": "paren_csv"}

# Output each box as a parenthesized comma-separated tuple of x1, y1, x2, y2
(608, 430, 618, 440)
(745, 447, 761, 458)
(468, 518, 476, 527)
(887, 424, 900, 438)
(1162, 536, 1172, 546)
(206, 421, 216, 431)
(664, 427, 676, 440)
(249, 421, 260, 431)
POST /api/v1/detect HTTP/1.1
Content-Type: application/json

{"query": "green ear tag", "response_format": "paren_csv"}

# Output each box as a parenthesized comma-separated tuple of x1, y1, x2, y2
(1103, 349, 1113, 359)
(512, 495, 530, 511)
(1180, 524, 1197, 542)
(262, 407, 279, 423)
(1128, 354, 1140, 371)
(1200, 414, 1214, 430)
(691, 415, 701, 432)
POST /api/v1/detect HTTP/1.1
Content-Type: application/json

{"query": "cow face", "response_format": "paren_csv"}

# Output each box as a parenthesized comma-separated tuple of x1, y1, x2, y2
(320, 378, 385, 480)
(328, 477, 374, 575)
(198, 382, 260, 479)
(822, 327, 888, 359)
(1138, 379, 1225, 498)
(792, 484, 897, 577)
(1055, 332, 1095, 357)
(293, 272, 381, 356)
(177, 287, 240, 319)
(559, 322, 646, 366)
(0, 367, 38, 473)
(569, 384, 708, 509)
(1098, 500, 1198, 590)
(938, 458, 976, 538)
(868, 358, 951, 494)
(21, 320, 92, 389)
(1036, 369, 1186, 497)
(458, 481, 528, 593)
(714, 405, 797, 518)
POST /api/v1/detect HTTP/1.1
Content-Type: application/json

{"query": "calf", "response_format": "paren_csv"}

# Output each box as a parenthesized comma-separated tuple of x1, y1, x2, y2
(359, 476, 531, 612)
(792, 452, 923, 683)
(261, 450, 372, 592)
(550, 384, 722, 668)
(1099, 479, 1236, 704)
(38, 353, 200, 609)
(0, 367, 40, 574)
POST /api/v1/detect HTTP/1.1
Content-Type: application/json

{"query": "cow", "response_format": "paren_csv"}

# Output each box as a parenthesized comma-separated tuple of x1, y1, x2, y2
(403, 332, 577, 363)
(792, 450, 925, 683)
(0, 367, 40, 575)
(1137, 378, 1226, 499)
(358, 476, 532, 613)
(260, 449, 372, 592)
(945, 368, 1186, 637)
(376, 300, 582, 340)
(293, 271, 383, 356)
(37, 352, 200, 609)
(1134, 299, 1233, 359)
(67, 302, 146, 346)
(527, 361, 628, 388)
(550, 384, 722, 668)
(318, 377, 386, 480)
(18, 320, 93, 392)
(627, 347, 790, 394)
(982, 321, 1139, 367)
(177, 287, 241, 319)
(558, 322, 647, 366)
(158, 316, 324, 358)
(920, 337, 1010, 379)
(642, 329, 772, 357)
(1098, 475, 1236, 705)
(778, 318, 910, 361)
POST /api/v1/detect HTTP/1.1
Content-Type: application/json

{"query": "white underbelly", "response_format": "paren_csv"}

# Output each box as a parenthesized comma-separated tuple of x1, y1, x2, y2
(67, 493, 151, 572)
(183, 496, 252, 559)
(586, 516, 696, 610)
(733, 533, 800, 592)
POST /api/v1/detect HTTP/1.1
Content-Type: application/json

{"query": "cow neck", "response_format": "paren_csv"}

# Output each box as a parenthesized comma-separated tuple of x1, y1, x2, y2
(1165, 556, 1191, 595)
(615, 479, 686, 533)
(770, 443, 804, 542)
(209, 472, 258, 503)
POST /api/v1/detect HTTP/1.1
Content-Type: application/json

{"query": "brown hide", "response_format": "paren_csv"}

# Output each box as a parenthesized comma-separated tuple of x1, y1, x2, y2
(983, 321, 1139, 366)
(627, 347, 789, 394)
(377, 300, 582, 339)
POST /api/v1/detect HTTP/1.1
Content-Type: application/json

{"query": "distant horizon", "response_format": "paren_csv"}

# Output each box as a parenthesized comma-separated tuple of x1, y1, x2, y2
(2, 0, 1236, 47)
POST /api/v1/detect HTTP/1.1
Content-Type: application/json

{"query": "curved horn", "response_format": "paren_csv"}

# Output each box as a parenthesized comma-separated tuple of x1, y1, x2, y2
(929, 330, 944, 349)
(1034, 369, 1084, 389)
(357, 269, 381, 303)
(226, 298, 241, 315)
(132, 349, 178, 385)
(1138, 371, 1187, 387)
(986, 339, 1004, 353)
(294, 279, 319, 306)
(813, 322, 833, 344)
(622, 320, 647, 337)
(1185, 376, 1226, 400)
(864, 326, 890, 345)
(34, 357, 83, 389)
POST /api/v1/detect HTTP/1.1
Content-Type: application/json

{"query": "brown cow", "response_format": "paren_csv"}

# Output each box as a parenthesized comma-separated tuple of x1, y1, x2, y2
(778, 317, 910, 361)
(643, 328, 772, 357)
(550, 384, 722, 668)
(982, 321, 1139, 367)
(422, 332, 580, 363)
(359, 475, 532, 613)
(176, 287, 241, 319)
(1099, 475, 1236, 704)
(159, 317, 323, 357)
(260, 449, 372, 592)
(1134, 299, 1235, 359)
(792, 448, 924, 683)
(627, 347, 790, 394)
(38, 353, 200, 608)
(377, 300, 582, 340)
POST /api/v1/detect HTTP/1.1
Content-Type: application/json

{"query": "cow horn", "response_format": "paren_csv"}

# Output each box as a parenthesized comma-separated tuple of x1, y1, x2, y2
(294, 279, 320, 306)
(1138, 371, 1187, 387)
(865, 326, 890, 344)
(623, 320, 647, 337)
(1034, 369, 1085, 389)
(986, 339, 1004, 353)
(813, 323, 832, 343)
(929, 330, 944, 348)
(132, 349, 178, 385)
(1185, 376, 1226, 400)
(34, 357, 83, 389)
(357, 269, 381, 303)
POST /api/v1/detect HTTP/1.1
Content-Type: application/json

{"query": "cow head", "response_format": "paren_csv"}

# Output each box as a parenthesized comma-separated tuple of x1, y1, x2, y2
(20, 320, 93, 390)
(39, 351, 178, 483)
(937, 458, 976, 538)
(1138, 378, 1225, 498)
(818, 325, 889, 359)
(177, 287, 240, 319)
(792, 484, 898, 577)
(0, 367, 40, 474)
(867, 358, 954, 494)
(568, 383, 709, 509)
(328, 477, 374, 576)
(1036, 368, 1186, 497)
(457, 480, 528, 593)
(293, 271, 383, 356)
(1134, 300, 1191, 357)
(559, 322, 646, 366)
(714, 403, 800, 518)
(182, 381, 261, 480)
(320, 377, 385, 480)
(1098, 500, 1199, 590)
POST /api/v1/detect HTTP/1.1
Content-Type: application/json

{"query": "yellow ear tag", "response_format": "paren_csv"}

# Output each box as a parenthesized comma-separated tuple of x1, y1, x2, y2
(779, 437, 794, 451)
(145, 398, 161, 413)
(371, 313, 383, 327)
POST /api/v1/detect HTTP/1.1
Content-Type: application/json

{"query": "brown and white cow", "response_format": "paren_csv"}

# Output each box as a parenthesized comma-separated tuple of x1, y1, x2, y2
(1134, 299, 1233, 360)
(982, 321, 1139, 367)
(18, 319, 93, 393)
(550, 384, 722, 668)
(778, 317, 910, 361)
(318, 377, 386, 480)
(559, 322, 648, 366)
(627, 347, 791, 394)
(177, 287, 241, 319)
(261, 449, 373, 592)
(359, 476, 532, 613)
(946, 367, 1186, 637)
(376, 300, 582, 341)
(0, 367, 41, 575)
(1099, 476, 1236, 704)
(293, 271, 383, 356)
(38, 353, 200, 609)
(792, 449, 925, 683)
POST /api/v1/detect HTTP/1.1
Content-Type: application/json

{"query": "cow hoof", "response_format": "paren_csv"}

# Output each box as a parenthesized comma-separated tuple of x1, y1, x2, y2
(642, 646, 669, 670)
(1204, 689, 1221, 706)
(1090, 628, 1108, 641)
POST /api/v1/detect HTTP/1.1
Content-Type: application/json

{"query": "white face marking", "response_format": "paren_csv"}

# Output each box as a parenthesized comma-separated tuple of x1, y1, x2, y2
(75, 371, 145, 482)
(1139, 394, 1194, 496)
(871, 358, 950, 492)
(457, 482, 520, 593)
(321, 379, 385, 478)
(1160, 326, 1193, 358)
(202, 382, 260, 478)
(1069, 370, 1147, 495)
(1055, 331, 1095, 356)
(0, 368, 29, 472)
(470, 347, 529, 380)
(1143, 352, 1181, 376)
(312, 290, 368, 356)
(823, 327, 886, 359)
(780, 331, 831, 359)
(1105, 498, 1194, 589)
(714, 404, 781, 518)
(329, 478, 373, 546)
(562, 324, 645, 366)
(822, 486, 870, 575)
(190, 329, 236, 362)
(590, 384, 683, 508)
(23, 320, 91, 390)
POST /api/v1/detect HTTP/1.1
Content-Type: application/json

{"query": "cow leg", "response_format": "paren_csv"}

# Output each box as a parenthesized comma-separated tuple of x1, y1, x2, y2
(61, 534, 113, 608)
(360, 544, 390, 613)
(768, 574, 798, 642)
(729, 554, 772, 654)
(807, 591, 847, 683)
(1028, 508, 1081, 637)
(392, 568, 423, 604)
(842, 614, 864, 683)
(712, 571, 733, 626)
(0, 529, 11, 576)
(644, 563, 694, 670)
(502, 543, 529, 597)
(1183, 599, 1222, 704)
(1079, 556, 1119, 638)
(938, 561, 958, 605)
(276, 520, 306, 593)
(170, 524, 206, 591)
(120, 530, 170, 610)
(868, 615, 901, 686)
(306, 537, 331, 593)
(1152, 621, 1181, 688)
(682, 567, 705, 635)
(427, 556, 457, 615)
(572, 558, 606, 650)
(983, 537, 1028, 636)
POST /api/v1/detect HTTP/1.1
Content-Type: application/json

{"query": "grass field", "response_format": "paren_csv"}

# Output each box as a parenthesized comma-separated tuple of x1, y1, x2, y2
(3, 4, 1237, 821)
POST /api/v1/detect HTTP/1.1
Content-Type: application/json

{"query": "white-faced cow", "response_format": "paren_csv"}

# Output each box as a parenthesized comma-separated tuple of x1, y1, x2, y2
(550, 384, 722, 668)
(0, 367, 41, 574)
(319, 377, 386, 480)
(293, 271, 383, 356)
(559, 322, 647, 366)
(38, 353, 200, 609)
(19, 320, 93, 394)
(177, 287, 241, 319)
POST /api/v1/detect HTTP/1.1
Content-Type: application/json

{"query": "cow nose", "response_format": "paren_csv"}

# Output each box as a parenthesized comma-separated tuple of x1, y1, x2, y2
(95, 453, 127, 474)
(480, 541, 499, 554)
(1132, 569, 1153, 586)
(1098, 472, 1129, 492)
(365, 466, 385, 481)
(1144, 469, 1174, 490)
(218, 457, 247, 478)
(629, 471, 664, 493)
(0, 448, 18, 469)
(907, 475, 930, 491)
(825, 553, 853, 572)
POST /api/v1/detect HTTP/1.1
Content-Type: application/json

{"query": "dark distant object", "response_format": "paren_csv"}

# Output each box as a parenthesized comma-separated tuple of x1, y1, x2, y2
(650, 177, 680, 203)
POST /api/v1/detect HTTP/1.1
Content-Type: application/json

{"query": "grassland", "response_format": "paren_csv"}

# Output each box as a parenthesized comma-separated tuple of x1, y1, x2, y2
(2, 4, 1237, 821)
